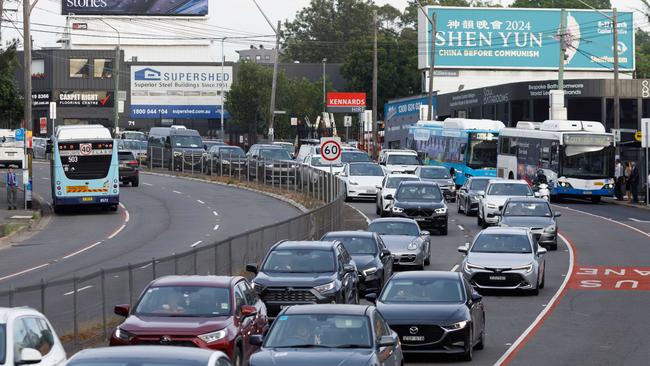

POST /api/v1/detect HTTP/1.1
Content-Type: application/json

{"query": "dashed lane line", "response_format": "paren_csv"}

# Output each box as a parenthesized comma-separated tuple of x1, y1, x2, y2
(213, 211, 219, 216)
(142, 182, 153, 186)
(450, 264, 459, 272)
(629, 217, 650, 223)
(190, 240, 203, 248)
(0, 263, 50, 282)
(173, 190, 183, 194)
(62, 241, 103, 259)
(457, 224, 465, 231)
(63, 285, 93, 296)
(197, 200, 205, 205)
(213, 224, 220, 231)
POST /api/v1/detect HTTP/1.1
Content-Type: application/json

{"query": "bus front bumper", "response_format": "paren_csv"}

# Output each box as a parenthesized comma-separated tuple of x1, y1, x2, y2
(553, 186, 614, 197)
(54, 195, 119, 206)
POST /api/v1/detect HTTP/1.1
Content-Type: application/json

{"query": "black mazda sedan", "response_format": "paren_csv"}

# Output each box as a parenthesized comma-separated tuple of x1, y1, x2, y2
(368, 271, 485, 361)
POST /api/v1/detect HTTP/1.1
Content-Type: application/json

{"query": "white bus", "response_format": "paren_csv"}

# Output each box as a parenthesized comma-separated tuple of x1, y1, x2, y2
(497, 120, 615, 202)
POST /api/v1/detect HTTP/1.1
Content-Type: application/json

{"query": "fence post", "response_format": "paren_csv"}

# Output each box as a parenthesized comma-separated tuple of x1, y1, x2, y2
(214, 243, 219, 274)
(128, 263, 134, 305)
(101, 269, 107, 341)
(174, 253, 178, 274)
(73, 275, 79, 349)
(193, 249, 198, 274)
(40, 279, 45, 313)
(227, 240, 233, 275)
(152, 258, 157, 279)
(191, 153, 194, 175)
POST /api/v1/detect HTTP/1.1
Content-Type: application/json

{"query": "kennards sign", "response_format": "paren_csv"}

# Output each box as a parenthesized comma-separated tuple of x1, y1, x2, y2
(130, 65, 232, 119)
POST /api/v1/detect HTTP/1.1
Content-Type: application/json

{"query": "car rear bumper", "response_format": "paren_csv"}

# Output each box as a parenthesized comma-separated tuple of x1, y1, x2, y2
(54, 195, 119, 206)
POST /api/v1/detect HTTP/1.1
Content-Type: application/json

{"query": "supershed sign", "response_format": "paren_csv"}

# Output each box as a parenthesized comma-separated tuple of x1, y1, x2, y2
(130, 65, 232, 119)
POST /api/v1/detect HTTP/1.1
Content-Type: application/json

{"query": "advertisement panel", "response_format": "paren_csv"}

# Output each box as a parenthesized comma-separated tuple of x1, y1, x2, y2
(326, 92, 366, 113)
(56, 91, 114, 108)
(130, 65, 232, 119)
(62, 0, 208, 16)
(418, 7, 634, 70)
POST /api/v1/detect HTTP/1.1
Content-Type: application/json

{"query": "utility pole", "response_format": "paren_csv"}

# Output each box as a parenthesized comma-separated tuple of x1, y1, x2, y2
(23, 0, 38, 209)
(220, 37, 227, 141)
(418, 3, 436, 120)
(613, 7, 620, 156)
(372, 10, 378, 160)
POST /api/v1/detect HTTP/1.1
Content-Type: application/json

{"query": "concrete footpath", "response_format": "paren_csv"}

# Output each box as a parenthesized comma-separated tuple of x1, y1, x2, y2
(0, 176, 47, 247)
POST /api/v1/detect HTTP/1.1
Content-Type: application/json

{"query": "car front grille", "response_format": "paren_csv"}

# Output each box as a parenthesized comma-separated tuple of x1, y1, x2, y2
(396, 254, 417, 263)
(262, 288, 318, 302)
(137, 339, 198, 347)
(472, 272, 525, 287)
(392, 324, 445, 344)
(404, 208, 434, 217)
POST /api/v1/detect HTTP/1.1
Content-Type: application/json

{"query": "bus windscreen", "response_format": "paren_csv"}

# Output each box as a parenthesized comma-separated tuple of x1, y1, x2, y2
(467, 133, 498, 169)
(59, 141, 114, 180)
(561, 146, 613, 179)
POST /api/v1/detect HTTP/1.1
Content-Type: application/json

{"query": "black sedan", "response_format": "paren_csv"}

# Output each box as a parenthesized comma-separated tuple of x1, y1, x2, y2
(368, 271, 485, 361)
(118, 151, 139, 187)
(499, 197, 561, 250)
(321, 231, 394, 295)
(248, 304, 403, 366)
(388, 181, 448, 235)
(66, 346, 232, 366)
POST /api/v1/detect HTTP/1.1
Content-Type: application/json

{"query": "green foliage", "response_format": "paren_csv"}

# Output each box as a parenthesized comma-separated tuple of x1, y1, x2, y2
(509, 0, 611, 8)
(0, 45, 23, 127)
(635, 30, 650, 79)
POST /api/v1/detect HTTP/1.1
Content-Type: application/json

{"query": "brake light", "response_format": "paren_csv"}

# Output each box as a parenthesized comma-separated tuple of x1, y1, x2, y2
(127, 160, 138, 166)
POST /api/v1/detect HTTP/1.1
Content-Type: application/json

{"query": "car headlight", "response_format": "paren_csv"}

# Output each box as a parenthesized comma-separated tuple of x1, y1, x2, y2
(558, 181, 572, 188)
(512, 263, 534, 273)
(252, 281, 264, 294)
(392, 206, 404, 213)
(315, 281, 336, 293)
(198, 329, 227, 344)
(487, 203, 498, 209)
(173, 151, 182, 157)
(349, 180, 359, 185)
(223, 160, 231, 165)
(450, 185, 456, 191)
(464, 262, 484, 272)
(544, 225, 556, 233)
(407, 241, 419, 251)
(114, 327, 135, 342)
(362, 267, 378, 276)
(434, 207, 447, 214)
(442, 320, 468, 331)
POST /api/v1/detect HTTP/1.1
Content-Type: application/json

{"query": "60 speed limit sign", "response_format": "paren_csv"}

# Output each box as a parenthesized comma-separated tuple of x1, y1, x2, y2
(320, 137, 342, 165)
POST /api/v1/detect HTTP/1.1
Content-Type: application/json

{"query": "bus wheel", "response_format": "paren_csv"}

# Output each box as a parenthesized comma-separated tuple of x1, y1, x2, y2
(508, 172, 514, 180)
(53, 204, 62, 215)
(590, 196, 601, 204)
(110, 205, 118, 212)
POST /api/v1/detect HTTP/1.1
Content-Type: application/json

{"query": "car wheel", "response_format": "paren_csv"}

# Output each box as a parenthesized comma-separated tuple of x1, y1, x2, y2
(475, 322, 485, 350)
(440, 227, 448, 236)
(462, 329, 474, 361)
(458, 199, 463, 214)
(424, 246, 431, 266)
(132, 177, 139, 187)
(376, 203, 381, 215)
(481, 214, 488, 229)
(539, 269, 546, 289)
(550, 238, 558, 251)
(477, 212, 483, 227)
(232, 346, 242, 366)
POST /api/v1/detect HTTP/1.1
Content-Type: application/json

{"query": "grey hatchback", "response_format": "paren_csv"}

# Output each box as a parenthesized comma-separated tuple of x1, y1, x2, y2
(498, 197, 561, 250)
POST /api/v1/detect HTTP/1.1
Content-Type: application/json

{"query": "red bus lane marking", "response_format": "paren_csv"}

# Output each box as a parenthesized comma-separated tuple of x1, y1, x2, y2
(570, 266, 650, 291)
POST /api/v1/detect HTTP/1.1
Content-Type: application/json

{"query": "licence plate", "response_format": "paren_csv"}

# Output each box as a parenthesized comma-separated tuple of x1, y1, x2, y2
(366, 189, 375, 194)
(7, 152, 15, 156)
(489, 275, 506, 281)
(403, 336, 425, 342)
(584, 191, 592, 195)
(82, 197, 93, 202)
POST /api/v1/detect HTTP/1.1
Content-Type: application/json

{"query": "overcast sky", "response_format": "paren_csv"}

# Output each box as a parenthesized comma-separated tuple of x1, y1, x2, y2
(1, 0, 646, 60)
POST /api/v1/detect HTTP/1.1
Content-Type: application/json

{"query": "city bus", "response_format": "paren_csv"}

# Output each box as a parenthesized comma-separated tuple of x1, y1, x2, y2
(496, 120, 615, 202)
(407, 118, 506, 186)
(50, 125, 120, 213)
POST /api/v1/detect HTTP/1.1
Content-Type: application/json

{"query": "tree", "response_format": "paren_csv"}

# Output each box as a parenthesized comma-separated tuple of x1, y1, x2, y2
(0, 44, 23, 129)
(636, 30, 650, 79)
(510, 0, 610, 8)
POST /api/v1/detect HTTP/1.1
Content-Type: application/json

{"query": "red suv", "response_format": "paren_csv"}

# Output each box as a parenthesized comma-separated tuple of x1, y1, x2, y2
(110, 276, 268, 366)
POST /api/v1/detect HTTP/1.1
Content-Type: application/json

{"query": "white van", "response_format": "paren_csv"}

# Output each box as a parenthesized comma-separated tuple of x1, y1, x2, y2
(0, 307, 67, 365)
(0, 130, 25, 168)
(378, 149, 421, 174)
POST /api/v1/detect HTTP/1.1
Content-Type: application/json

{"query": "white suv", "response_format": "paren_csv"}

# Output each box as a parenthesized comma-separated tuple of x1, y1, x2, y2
(0, 307, 66, 366)
(379, 150, 421, 174)
(375, 174, 420, 216)
(477, 180, 534, 228)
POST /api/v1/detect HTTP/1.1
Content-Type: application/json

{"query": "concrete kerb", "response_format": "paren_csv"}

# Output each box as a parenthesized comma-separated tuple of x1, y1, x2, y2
(603, 197, 650, 211)
(0, 191, 50, 249)
(141, 171, 310, 213)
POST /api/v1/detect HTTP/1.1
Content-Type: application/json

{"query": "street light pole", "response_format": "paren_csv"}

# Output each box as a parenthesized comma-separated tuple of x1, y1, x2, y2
(418, 2, 436, 120)
(322, 58, 327, 113)
(220, 37, 227, 141)
(100, 19, 121, 136)
(372, 10, 378, 160)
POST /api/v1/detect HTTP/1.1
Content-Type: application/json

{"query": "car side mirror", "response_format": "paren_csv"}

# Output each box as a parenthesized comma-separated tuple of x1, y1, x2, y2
(249, 334, 264, 347)
(381, 249, 391, 258)
(343, 264, 356, 273)
(384, 194, 393, 200)
(114, 304, 130, 317)
(471, 292, 482, 302)
(246, 263, 258, 274)
(340, 172, 347, 177)
(378, 334, 397, 347)
(477, 190, 485, 197)
(457, 246, 468, 254)
(421, 230, 430, 236)
(554, 212, 562, 217)
(365, 293, 378, 304)
(538, 247, 547, 256)
(16, 348, 42, 365)
(376, 185, 382, 189)
(240, 305, 257, 319)
(534, 192, 540, 198)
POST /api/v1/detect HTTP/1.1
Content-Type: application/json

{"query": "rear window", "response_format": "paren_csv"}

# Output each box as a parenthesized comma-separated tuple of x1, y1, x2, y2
(59, 141, 113, 180)
(487, 183, 532, 196)
(118, 152, 135, 161)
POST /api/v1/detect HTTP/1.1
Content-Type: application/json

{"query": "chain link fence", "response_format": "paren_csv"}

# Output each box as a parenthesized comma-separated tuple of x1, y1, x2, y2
(0, 146, 345, 353)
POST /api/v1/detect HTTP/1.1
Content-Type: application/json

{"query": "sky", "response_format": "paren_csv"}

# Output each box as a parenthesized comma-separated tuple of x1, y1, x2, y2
(0, 0, 647, 60)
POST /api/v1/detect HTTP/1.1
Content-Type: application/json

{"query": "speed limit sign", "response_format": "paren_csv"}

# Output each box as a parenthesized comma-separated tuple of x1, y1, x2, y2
(320, 137, 342, 165)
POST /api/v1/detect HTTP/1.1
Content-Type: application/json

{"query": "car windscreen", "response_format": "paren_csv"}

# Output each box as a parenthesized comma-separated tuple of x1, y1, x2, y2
(262, 249, 335, 273)
(368, 221, 420, 237)
(322, 235, 377, 255)
(349, 164, 384, 176)
(0, 324, 5, 364)
(341, 151, 371, 163)
(487, 183, 532, 196)
(311, 156, 343, 167)
(264, 314, 372, 349)
(395, 185, 442, 201)
(259, 149, 292, 161)
(503, 202, 552, 217)
(380, 278, 464, 303)
(419, 168, 450, 179)
(387, 154, 419, 165)
(66, 358, 209, 366)
(219, 147, 245, 157)
(171, 135, 202, 148)
(470, 179, 489, 191)
(386, 177, 419, 189)
(122, 131, 146, 141)
(134, 286, 231, 317)
(471, 233, 532, 254)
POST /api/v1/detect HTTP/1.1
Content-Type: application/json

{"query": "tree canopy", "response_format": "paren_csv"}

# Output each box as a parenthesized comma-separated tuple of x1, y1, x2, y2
(0, 45, 23, 128)
(510, 0, 611, 8)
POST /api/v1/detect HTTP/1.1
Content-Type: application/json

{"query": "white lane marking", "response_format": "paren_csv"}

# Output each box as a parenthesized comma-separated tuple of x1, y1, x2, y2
(190, 240, 203, 248)
(41, 177, 48, 181)
(213, 224, 220, 231)
(124, 209, 130, 223)
(10, 215, 33, 219)
(346, 203, 371, 224)
(213, 211, 219, 216)
(62, 241, 103, 259)
(554, 205, 650, 238)
(0, 263, 50, 282)
(494, 233, 575, 365)
(107, 225, 126, 240)
(63, 285, 93, 296)
(450, 264, 459, 272)
(173, 190, 183, 194)
(457, 224, 465, 231)
(197, 200, 205, 205)
(142, 182, 153, 186)
(629, 217, 650, 223)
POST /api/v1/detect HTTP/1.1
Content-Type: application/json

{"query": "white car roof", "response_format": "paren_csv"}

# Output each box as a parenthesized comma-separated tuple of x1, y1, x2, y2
(386, 174, 419, 179)
(0, 307, 41, 323)
(488, 179, 528, 185)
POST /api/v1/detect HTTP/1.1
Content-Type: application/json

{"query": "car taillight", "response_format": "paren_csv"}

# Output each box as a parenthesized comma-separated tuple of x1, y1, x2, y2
(127, 160, 138, 166)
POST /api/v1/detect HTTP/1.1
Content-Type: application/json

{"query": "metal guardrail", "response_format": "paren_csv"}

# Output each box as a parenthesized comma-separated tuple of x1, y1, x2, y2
(0, 146, 345, 352)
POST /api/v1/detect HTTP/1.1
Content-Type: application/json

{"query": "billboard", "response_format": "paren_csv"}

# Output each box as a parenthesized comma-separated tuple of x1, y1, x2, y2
(418, 7, 634, 71)
(130, 65, 232, 119)
(62, 0, 208, 16)
(326, 92, 366, 113)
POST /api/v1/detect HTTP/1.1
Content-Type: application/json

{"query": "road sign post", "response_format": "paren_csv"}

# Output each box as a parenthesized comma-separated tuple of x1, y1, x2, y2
(321, 137, 342, 204)
(642, 119, 649, 205)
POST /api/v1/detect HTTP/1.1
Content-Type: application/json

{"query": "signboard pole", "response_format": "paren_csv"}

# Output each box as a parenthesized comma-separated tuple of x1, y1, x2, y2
(643, 119, 649, 205)
(613, 8, 621, 156)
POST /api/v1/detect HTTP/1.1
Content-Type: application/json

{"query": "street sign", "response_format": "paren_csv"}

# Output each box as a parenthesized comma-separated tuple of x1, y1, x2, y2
(642, 119, 650, 148)
(15, 128, 24, 142)
(327, 92, 366, 113)
(49, 102, 57, 120)
(320, 137, 342, 165)
(291, 117, 298, 126)
(39, 118, 47, 134)
(635, 131, 643, 143)
(344, 116, 352, 127)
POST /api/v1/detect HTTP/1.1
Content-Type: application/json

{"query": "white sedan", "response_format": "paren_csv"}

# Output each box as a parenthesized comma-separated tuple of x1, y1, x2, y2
(340, 162, 386, 201)
(375, 174, 420, 217)
(300, 154, 344, 184)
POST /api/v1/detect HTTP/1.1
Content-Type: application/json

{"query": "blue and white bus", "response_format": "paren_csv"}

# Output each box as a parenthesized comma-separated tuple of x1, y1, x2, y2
(497, 120, 615, 202)
(408, 118, 506, 186)
(50, 125, 120, 213)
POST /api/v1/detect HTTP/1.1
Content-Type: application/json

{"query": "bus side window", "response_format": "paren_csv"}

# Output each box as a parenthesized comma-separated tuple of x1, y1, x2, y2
(459, 143, 466, 162)
(508, 138, 518, 155)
